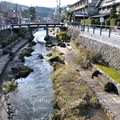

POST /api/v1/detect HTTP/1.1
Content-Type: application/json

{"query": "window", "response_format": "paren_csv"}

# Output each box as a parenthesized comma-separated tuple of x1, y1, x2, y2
(105, 0, 113, 3)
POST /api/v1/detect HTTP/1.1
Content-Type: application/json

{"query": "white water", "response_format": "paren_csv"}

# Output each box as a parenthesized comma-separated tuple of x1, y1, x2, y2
(9, 30, 54, 120)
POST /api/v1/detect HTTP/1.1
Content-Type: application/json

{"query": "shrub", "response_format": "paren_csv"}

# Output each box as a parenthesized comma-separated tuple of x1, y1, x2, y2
(75, 41, 80, 48)
(81, 19, 95, 25)
(56, 32, 69, 41)
(110, 18, 118, 26)
(105, 19, 110, 26)
(1, 34, 18, 48)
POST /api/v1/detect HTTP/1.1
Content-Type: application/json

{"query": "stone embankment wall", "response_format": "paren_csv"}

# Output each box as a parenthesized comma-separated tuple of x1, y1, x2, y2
(0, 29, 11, 41)
(68, 28, 120, 70)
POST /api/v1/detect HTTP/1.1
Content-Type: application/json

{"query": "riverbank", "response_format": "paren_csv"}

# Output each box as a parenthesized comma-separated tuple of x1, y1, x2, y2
(47, 47, 109, 120)
(0, 29, 54, 120)
(0, 38, 29, 120)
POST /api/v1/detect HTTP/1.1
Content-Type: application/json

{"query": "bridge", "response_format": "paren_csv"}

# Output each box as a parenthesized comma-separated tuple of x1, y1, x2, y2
(11, 23, 65, 39)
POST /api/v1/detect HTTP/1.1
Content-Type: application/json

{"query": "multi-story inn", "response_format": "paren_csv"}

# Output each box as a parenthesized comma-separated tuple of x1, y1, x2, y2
(69, 0, 98, 16)
(96, 0, 120, 15)
(69, 0, 120, 21)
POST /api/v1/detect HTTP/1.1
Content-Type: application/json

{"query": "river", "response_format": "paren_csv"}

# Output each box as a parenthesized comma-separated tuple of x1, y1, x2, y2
(0, 28, 110, 120)
(9, 29, 54, 120)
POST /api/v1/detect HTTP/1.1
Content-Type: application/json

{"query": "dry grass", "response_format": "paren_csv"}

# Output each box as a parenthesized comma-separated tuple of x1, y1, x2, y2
(72, 41, 102, 64)
(51, 64, 100, 120)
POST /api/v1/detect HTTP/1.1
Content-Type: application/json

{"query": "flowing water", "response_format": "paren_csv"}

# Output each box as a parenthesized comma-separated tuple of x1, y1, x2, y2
(6, 29, 110, 120)
(9, 29, 54, 120)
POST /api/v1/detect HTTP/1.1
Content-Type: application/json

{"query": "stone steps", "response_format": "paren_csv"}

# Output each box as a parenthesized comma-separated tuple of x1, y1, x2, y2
(94, 75, 109, 88)
(80, 70, 120, 120)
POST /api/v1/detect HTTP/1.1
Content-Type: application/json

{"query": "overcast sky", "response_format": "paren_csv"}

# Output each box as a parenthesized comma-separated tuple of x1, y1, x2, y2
(4, 0, 78, 7)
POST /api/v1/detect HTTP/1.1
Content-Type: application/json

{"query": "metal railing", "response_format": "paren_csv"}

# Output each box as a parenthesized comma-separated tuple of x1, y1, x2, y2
(67, 22, 120, 38)
(0, 24, 11, 30)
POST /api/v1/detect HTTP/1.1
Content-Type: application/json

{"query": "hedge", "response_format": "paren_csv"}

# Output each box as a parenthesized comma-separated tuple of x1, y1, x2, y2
(81, 19, 95, 24)
(105, 19, 110, 26)
(110, 18, 118, 26)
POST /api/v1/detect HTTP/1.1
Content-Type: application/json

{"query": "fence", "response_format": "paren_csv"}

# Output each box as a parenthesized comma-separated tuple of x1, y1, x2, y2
(67, 22, 120, 38)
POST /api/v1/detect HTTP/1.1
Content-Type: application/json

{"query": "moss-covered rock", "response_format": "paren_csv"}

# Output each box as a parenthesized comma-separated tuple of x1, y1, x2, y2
(31, 41, 36, 46)
(3, 81, 18, 94)
(48, 56, 65, 64)
(44, 35, 50, 41)
(11, 65, 33, 79)
(3, 47, 12, 55)
(21, 48, 33, 57)
(46, 52, 52, 57)
(18, 48, 34, 61)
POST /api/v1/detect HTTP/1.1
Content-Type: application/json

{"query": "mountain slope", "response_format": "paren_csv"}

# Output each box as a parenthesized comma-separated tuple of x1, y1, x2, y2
(0, 1, 54, 17)
(35, 6, 54, 17)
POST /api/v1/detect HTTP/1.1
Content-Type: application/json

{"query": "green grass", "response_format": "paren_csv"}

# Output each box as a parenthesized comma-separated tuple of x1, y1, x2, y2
(95, 64, 120, 83)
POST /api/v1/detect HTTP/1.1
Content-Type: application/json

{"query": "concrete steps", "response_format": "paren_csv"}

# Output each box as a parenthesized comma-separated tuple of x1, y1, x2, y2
(80, 70, 120, 120)
(94, 74, 109, 88)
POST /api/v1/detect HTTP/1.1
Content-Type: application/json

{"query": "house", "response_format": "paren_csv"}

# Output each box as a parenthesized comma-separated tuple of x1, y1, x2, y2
(7, 10, 22, 24)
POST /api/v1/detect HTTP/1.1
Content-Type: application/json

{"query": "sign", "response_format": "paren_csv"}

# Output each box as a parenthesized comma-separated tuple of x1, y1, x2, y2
(100, 17, 104, 23)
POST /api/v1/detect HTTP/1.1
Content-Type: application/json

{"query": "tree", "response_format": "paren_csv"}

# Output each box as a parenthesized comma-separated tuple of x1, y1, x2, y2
(29, 7, 36, 21)
(118, 7, 120, 20)
(22, 9, 29, 18)
(110, 5, 118, 18)
(66, 11, 73, 22)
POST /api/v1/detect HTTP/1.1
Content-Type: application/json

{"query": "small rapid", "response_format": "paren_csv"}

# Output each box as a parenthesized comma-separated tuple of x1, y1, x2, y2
(9, 29, 54, 120)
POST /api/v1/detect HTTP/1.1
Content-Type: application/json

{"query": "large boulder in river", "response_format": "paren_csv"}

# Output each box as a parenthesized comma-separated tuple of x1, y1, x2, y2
(44, 35, 50, 41)
(11, 65, 33, 79)
(18, 48, 34, 61)
(38, 54, 44, 59)
(60, 42, 66, 48)
(48, 56, 65, 64)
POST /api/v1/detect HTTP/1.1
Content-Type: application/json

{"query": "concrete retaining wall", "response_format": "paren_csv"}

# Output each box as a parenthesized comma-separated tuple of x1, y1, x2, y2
(68, 27, 120, 93)
(68, 27, 120, 70)
(0, 29, 11, 41)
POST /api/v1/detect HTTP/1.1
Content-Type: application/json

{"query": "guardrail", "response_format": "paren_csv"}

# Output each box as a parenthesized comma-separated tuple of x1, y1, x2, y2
(67, 22, 120, 38)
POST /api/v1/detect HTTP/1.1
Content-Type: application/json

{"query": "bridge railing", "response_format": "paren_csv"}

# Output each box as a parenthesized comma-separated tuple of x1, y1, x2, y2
(68, 22, 120, 38)
(0, 24, 11, 30)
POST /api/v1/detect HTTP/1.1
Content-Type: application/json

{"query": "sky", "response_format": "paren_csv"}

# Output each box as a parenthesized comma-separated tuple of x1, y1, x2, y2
(3, 0, 78, 7)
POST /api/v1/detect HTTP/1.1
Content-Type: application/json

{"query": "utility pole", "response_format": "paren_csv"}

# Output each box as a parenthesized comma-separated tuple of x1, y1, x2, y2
(56, 0, 61, 23)
(16, 3, 18, 23)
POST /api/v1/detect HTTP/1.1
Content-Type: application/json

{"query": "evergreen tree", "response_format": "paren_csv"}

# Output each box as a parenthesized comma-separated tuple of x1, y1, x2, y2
(110, 5, 118, 18)
(66, 11, 73, 22)
(29, 7, 36, 21)
(118, 7, 120, 20)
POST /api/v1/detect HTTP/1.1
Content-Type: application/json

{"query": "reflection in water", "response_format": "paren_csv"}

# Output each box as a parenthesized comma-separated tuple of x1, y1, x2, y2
(9, 30, 54, 120)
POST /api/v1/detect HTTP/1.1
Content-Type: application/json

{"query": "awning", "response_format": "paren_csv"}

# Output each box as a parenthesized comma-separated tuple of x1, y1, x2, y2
(90, 13, 110, 18)
(74, 13, 89, 17)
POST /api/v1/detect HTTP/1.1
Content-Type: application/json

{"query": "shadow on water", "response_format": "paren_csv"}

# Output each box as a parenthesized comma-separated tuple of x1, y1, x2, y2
(9, 30, 54, 120)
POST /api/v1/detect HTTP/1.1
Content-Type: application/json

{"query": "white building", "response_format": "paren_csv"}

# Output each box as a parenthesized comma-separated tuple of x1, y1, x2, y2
(69, 0, 98, 16)
(96, 0, 120, 15)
